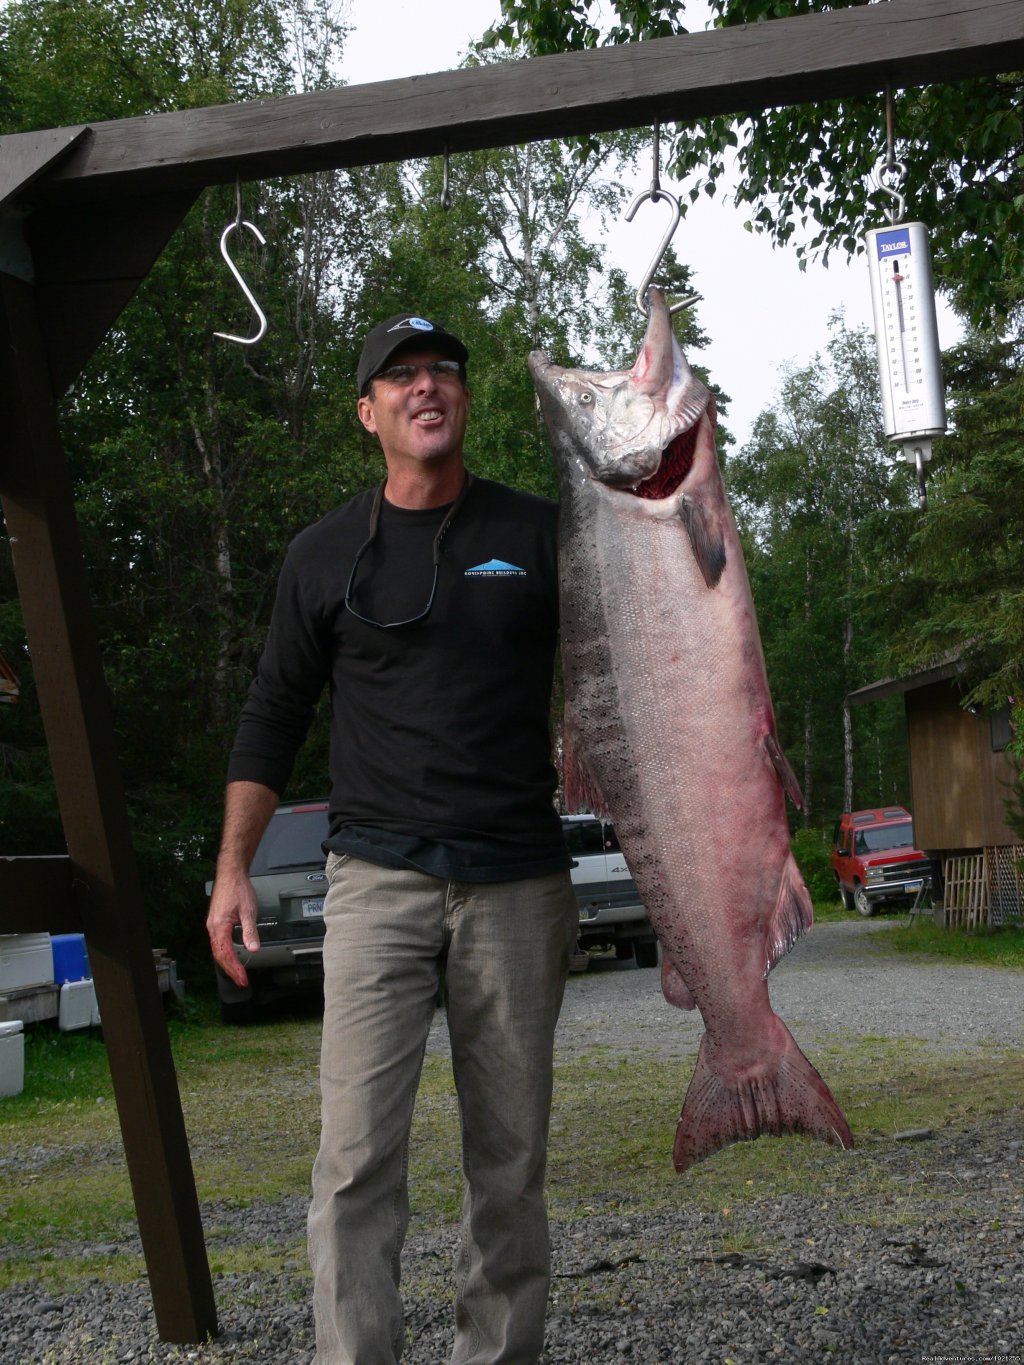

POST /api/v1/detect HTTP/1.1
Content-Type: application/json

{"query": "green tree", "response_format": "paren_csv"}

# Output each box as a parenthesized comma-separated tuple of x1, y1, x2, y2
(875, 309, 1024, 828)
(728, 318, 913, 823)
(0, 0, 361, 953)
(1, 4, 668, 961)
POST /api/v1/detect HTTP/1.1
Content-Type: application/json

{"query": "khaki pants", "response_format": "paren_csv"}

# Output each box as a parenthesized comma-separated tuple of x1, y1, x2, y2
(308, 853, 577, 1364)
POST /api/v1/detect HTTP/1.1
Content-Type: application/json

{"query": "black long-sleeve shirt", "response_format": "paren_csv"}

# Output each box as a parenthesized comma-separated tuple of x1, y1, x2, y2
(227, 475, 569, 881)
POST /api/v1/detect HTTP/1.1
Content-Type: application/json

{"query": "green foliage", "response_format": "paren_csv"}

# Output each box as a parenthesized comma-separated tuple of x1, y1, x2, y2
(487, 0, 1024, 326)
(790, 825, 833, 901)
(0, 6, 654, 962)
(726, 317, 913, 824)
(876, 319, 1024, 715)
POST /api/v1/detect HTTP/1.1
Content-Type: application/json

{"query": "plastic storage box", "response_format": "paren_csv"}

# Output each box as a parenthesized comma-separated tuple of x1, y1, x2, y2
(0, 934, 54, 991)
(0, 1019, 25, 1096)
(51, 933, 89, 984)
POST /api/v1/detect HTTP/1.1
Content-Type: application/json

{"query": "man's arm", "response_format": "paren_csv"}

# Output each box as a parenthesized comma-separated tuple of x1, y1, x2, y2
(206, 780, 281, 988)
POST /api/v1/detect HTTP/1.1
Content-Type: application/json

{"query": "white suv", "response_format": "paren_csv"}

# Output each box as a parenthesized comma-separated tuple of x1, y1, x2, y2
(561, 814, 658, 967)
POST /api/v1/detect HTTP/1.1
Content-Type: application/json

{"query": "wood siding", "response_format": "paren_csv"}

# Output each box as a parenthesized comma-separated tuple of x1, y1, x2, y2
(906, 682, 1019, 850)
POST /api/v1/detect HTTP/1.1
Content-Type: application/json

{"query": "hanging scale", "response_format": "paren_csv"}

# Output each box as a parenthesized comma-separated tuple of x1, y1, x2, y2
(863, 86, 946, 509)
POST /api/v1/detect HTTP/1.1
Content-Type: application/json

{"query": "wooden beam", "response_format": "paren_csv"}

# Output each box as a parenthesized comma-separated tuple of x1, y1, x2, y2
(26, 189, 198, 393)
(0, 126, 87, 209)
(6, 0, 1022, 203)
(0, 273, 218, 1344)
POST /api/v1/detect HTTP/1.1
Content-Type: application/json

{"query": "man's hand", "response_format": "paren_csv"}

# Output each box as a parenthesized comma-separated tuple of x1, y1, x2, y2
(206, 870, 261, 988)
(206, 780, 280, 989)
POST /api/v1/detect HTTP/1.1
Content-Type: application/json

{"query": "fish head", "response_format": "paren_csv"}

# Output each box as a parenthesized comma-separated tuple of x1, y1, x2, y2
(528, 288, 713, 498)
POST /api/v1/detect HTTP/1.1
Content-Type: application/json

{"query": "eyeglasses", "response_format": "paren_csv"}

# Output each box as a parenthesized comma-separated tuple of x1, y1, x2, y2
(374, 359, 464, 387)
(344, 474, 474, 629)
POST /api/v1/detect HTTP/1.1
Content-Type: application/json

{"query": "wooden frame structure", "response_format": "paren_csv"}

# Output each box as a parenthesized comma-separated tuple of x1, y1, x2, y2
(1, 0, 1021, 1343)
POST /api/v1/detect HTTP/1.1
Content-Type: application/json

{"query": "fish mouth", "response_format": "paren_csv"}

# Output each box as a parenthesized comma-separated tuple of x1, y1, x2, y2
(627, 425, 700, 501)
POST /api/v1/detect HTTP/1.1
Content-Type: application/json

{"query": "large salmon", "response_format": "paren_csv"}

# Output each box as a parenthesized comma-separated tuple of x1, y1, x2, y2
(529, 289, 853, 1171)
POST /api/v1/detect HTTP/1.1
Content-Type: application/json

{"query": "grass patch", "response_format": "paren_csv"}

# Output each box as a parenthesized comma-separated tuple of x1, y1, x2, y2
(810, 898, 850, 923)
(871, 918, 1024, 967)
(543, 1043, 1023, 1219)
(0, 1248, 146, 1294)
(2, 1001, 1021, 1291)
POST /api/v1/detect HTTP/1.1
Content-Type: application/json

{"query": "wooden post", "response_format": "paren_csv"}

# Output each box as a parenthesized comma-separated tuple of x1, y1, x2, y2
(0, 266, 217, 1343)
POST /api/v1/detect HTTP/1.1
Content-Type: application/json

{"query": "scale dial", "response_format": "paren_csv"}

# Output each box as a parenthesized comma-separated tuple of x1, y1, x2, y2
(865, 222, 946, 444)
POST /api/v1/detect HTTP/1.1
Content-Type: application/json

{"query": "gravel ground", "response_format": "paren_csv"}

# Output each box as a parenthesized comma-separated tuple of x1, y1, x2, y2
(4, 920, 1023, 1365)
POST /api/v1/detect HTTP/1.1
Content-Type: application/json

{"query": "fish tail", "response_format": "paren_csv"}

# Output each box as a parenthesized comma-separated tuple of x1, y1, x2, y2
(672, 1023, 853, 1172)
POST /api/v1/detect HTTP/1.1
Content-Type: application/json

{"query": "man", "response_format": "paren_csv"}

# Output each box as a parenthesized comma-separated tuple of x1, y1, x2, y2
(206, 311, 577, 1365)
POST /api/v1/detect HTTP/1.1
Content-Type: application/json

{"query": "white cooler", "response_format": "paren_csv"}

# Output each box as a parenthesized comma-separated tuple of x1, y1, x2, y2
(0, 934, 54, 991)
(58, 979, 100, 1031)
(0, 1019, 25, 1096)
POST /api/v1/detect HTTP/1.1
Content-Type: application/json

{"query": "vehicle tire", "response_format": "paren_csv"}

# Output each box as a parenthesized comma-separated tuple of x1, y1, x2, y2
(837, 880, 855, 911)
(853, 885, 874, 918)
(634, 938, 659, 969)
(569, 944, 591, 973)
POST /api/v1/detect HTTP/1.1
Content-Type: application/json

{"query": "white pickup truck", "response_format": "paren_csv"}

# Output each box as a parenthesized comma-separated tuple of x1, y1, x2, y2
(561, 813, 659, 967)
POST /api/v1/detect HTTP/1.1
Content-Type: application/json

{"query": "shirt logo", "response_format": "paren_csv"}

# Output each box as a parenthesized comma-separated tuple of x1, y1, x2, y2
(388, 316, 434, 333)
(465, 559, 526, 577)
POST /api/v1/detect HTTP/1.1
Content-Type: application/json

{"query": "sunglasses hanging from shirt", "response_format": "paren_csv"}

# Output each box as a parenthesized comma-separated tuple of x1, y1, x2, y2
(344, 474, 475, 629)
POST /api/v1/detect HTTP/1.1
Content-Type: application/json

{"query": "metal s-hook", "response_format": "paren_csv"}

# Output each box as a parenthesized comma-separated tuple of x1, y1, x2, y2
(214, 179, 268, 346)
(624, 186, 701, 317)
(870, 156, 907, 227)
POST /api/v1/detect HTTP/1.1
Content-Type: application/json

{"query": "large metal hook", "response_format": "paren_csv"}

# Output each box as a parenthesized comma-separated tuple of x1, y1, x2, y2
(624, 185, 701, 317)
(870, 156, 907, 228)
(213, 207, 268, 346)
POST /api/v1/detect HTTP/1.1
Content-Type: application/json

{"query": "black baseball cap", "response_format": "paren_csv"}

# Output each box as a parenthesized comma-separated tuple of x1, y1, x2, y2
(357, 312, 469, 394)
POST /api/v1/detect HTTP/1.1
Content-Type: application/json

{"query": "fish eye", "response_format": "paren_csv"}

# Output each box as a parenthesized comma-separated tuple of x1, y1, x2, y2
(579, 391, 594, 405)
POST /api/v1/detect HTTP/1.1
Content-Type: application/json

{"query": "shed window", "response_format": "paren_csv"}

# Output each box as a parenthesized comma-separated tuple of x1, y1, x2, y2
(990, 705, 1012, 752)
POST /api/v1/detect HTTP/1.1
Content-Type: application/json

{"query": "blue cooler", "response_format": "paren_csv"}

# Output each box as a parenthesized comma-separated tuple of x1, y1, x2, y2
(50, 933, 89, 984)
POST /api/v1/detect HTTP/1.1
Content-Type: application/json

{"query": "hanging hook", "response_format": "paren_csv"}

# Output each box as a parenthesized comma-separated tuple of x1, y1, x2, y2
(441, 144, 453, 212)
(214, 178, 268, 346)
(214, 219, 269, 345)
(870, 156, 907, 227)
(624, 186, 701, 317)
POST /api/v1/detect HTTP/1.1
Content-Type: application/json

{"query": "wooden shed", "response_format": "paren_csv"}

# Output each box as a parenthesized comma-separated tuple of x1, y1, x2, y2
(849, 659, 1023, 927)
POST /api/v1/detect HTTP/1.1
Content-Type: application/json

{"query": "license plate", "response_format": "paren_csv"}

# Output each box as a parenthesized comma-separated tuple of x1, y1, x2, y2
(301, 897, 325, 918)
(905, 879, 924, 892)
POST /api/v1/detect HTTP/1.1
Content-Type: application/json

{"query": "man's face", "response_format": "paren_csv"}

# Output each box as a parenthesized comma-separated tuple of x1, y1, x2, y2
(356, 347, 470, 470)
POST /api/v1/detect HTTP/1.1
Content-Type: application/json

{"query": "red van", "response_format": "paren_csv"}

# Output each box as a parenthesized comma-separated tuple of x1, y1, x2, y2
(830, 806, 934, 916)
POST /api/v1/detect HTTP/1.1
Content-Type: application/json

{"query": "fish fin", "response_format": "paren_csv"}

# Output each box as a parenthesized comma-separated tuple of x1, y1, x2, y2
(562, 709, 611, 819)
(762, 732, 803, 808)
(661, 958, 697, 1010)
(679, 495, 726, 589)
(765, 854, 814, 976)
(673, 1022, 853, 1172)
